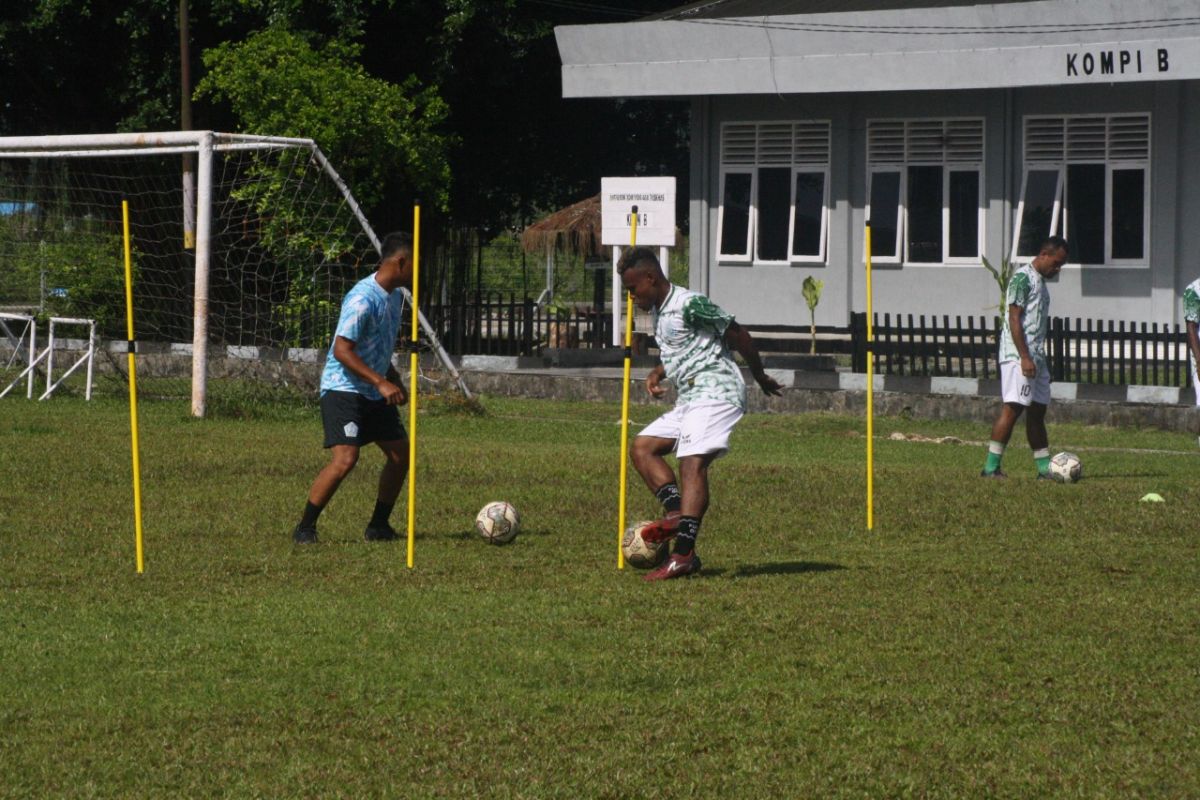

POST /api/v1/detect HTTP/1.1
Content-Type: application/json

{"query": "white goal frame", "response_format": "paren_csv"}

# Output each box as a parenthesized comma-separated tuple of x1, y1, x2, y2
(0, 312, 37, 398)
(0, 130, 470, 415)
(0, 314, 96, 400)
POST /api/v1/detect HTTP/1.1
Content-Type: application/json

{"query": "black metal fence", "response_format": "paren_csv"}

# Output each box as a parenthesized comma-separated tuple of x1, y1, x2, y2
(422, 292, 613, 357)
(419, 297, 1195, 387)
(850, 312, 1196, 386)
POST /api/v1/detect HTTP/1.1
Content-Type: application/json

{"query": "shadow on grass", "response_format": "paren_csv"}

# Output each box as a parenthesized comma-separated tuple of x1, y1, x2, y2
(1080, 472, 1171, 479)
(444, 528, 557, 542)
(726, 561, 846, 579)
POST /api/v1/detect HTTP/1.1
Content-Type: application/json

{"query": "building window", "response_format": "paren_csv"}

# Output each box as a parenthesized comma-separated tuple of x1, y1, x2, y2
(717, 121, 830, 264)
(1013, 115, 1150, 266)
(866, 119, 985, 265)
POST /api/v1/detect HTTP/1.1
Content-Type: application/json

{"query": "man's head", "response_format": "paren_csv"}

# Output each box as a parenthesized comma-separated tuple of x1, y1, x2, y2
(617, 246, 668, 311)
(378, 231, 415, 289)
(1033, 235, 1069, 279)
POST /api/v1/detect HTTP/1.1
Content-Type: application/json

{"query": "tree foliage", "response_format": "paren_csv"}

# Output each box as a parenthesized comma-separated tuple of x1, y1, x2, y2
(1, 0, 689, 236)
(196, 27, 451, 211)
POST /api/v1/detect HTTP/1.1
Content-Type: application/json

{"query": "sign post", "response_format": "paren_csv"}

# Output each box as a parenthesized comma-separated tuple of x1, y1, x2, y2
(601, 177, 676, 346)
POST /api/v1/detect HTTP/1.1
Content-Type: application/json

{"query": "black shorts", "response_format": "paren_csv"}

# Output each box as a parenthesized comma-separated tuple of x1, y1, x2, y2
(320, 390, 407, 448)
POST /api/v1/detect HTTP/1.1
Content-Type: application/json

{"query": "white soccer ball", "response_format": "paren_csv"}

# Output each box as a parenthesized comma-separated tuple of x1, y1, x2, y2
(1048, 451, 1083, 484)
(622, 521, 668, 569)
(475, 501, 520, 544)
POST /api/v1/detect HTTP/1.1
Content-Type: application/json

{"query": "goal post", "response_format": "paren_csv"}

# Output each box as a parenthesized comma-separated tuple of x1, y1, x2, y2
(0, 130, 470, 414)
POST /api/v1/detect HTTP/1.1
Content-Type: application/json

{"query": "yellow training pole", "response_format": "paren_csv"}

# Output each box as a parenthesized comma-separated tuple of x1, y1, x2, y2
(122, 201, 145, 573)
(865, 221, 875, 531)
(616, 205, 639, 569)
(407, 201, 421, 569)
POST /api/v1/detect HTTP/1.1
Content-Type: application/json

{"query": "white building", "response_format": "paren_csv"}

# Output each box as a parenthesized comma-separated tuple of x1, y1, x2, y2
(555, 0, 1200, 328)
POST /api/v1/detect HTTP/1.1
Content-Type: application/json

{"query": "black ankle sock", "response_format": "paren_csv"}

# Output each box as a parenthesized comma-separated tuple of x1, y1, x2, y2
(299, 501, 324, 529)
(369, 500, 395, 529)
(673, 516, 700, 556)
(654, 482, 682, 515)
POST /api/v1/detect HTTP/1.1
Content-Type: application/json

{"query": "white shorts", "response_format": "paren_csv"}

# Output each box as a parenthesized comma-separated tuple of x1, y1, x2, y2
(1000, 360, 1051, 406)
(1191, 361, 1200, 406)
(638, 400, 745, 458)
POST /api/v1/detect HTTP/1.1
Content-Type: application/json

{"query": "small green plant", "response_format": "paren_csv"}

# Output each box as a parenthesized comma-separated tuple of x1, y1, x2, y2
(981, 254, 1015, 314)
(801, 276, 824, 354)
(543, 298, 571, 321)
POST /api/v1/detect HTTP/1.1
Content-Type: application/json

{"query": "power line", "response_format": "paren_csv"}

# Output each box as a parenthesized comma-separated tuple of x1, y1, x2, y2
(675, 14, 1200, 36)
(525, 0, 646, 19)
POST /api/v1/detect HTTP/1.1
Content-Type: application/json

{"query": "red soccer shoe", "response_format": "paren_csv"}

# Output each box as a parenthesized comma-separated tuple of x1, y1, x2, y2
(644, 551, 702, 582)
(639, 511, 682, 544)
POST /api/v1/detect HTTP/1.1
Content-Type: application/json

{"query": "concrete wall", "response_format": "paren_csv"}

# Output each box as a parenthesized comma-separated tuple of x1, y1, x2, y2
(695, 80, 1199, 328)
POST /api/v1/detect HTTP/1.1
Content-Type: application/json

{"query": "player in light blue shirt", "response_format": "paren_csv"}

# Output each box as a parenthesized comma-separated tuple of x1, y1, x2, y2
(293, 232, 414, 544)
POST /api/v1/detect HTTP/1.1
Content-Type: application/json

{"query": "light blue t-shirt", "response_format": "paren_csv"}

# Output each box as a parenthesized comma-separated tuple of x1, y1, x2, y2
(319, 274, 406, 400)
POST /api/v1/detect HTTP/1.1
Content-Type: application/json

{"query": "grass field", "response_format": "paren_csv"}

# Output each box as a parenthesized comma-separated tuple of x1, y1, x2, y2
(1, 393, 1198, 798)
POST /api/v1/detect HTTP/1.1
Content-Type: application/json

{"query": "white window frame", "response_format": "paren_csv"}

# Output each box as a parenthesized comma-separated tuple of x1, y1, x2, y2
(1012, 167, 1064, 261)
(865, 118, 986, 267)
(1105, 161, 1150, 266)
(716, 121, 831, 267)
(716, 168, 754, 262)
(788, 167, 830, 264)
(1012, 114, 1151, 268)
(943, 166, 986, 265)
(866, 167, 903, 264)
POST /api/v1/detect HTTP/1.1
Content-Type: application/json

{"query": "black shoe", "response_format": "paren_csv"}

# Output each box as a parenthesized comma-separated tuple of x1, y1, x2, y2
(293, 524, 318, 544)
(979, 469, 1008, 479)
(364, 524, 399, 542)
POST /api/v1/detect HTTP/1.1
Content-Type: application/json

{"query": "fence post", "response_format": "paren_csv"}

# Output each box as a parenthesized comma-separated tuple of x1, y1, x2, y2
(1050, 317, 1063, 381)
(850, 312, 865, 373)
(522, 297, 534, 356)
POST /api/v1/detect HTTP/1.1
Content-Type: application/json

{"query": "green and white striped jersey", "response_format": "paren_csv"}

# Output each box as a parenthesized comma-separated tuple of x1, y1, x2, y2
(999, 263, 1050, 367)
(1184, 277, 1200, 323)
(652, 285, 746, 410)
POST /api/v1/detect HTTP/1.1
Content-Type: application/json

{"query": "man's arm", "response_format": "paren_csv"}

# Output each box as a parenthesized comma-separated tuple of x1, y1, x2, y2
(723, 321, 783, 396)
(332, 336, 407, 405)
(1007, 303, 1036, 378)
(645, 362, 668, 398)
(1187, 320, 1200, 373)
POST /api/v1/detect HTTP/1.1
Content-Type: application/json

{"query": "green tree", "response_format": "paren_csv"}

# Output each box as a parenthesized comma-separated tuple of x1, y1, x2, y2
(196, 27, 450, 211)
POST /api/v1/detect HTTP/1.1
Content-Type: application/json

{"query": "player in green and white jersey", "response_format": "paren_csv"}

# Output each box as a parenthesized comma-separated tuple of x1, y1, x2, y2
(618, 246, 783, 581)
(1183, 277, 1200, 444)
(1184, 277, 1200, 404)
(981, 236, 1069, 479)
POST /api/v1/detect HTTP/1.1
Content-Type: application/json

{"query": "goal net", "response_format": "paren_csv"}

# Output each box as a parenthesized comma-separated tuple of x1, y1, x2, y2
(0, 132, 467, 413)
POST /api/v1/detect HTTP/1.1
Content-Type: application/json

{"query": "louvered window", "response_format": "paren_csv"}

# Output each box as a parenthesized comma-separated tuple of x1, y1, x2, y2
(1014, 114, 1150, 265)
(718, 121, 831, 264)
(865, 119, 985, 264)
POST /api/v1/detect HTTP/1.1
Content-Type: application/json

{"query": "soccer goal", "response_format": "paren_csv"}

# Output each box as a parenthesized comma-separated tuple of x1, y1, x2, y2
(0, 131, 468, 415)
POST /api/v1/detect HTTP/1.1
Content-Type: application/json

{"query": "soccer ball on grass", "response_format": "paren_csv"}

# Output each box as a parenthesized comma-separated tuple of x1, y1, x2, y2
(622, 521, 669, 569)
(475, 501, 520, 544)
(1047, 451, 1083, 484)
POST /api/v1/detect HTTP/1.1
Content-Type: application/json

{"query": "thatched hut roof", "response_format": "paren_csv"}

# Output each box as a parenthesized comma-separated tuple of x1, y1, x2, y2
(520, 194, 603, 257)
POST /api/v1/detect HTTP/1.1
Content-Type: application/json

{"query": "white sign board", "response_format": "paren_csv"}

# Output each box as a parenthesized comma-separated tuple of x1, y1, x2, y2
(601, 176, 676, 246)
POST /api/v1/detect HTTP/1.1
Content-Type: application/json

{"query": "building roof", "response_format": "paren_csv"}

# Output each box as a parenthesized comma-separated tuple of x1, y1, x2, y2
(647, 0, 1043, 20)
(521, 195, 604, 256)
(557, 0, 1200, 97)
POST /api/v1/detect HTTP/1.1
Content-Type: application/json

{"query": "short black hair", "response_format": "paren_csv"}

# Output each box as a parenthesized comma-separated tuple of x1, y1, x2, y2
(1040, 235, 1069, 255)
(616, 245, 659, 275)
(380, 231, 413, 262)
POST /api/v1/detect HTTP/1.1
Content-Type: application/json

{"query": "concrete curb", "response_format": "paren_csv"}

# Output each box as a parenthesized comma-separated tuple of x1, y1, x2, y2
(456, 363, 1199, 430)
